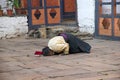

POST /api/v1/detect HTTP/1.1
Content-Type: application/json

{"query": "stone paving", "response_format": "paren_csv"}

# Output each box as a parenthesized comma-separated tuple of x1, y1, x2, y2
(0, 38, 120, 80)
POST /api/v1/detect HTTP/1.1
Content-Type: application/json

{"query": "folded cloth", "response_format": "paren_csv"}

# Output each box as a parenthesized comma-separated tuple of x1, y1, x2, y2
(59, 33, 68, 42)
(34, 51, 43, 56)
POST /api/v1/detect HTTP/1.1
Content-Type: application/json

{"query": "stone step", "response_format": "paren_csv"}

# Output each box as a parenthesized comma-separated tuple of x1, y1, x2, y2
(27, 26, 93, 40)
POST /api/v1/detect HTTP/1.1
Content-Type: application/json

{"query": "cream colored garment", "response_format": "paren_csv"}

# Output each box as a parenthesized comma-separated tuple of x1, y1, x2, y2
(48, 36, 69, 54)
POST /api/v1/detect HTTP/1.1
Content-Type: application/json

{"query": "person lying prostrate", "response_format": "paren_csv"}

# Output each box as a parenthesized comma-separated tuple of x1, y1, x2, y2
(42, 33, 91, 56)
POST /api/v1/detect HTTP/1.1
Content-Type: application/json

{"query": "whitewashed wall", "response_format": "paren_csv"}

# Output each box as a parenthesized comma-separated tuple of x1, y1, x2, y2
(0, 0, 28, 39)
(77, 0, 95, 34)
(0, 0, 7, 14)
(0, 17, 28, 39)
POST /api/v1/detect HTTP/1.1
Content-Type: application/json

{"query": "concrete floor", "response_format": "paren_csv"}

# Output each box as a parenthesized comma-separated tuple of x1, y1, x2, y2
(0, 38, 120, 80)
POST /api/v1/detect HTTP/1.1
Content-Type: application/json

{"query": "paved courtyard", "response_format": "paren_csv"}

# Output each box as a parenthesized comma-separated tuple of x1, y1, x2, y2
(0, 38, 120, 80)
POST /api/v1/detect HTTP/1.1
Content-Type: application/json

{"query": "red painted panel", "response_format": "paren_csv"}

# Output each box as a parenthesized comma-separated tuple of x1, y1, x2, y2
(31, 0, 40, 7)
(64, 0, 76, 12)
(99, 18, 112, 36)
(32, 9, 45, 25)
(114, 18, 120, 37)
(47, 8, 61, 24)
(46, 0, 60, 6)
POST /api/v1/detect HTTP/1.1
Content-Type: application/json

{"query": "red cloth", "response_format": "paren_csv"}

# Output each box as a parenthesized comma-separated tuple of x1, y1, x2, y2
(34, 51, 43, 56)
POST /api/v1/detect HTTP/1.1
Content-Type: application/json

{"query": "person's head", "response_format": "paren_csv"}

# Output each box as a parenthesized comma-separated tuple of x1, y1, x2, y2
(42, 47, 54, 56)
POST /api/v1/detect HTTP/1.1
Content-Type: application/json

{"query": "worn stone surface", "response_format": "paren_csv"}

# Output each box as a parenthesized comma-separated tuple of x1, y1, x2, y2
(0, 38, 120, 80)
(29, 26, 93, 40)
(48, 27, 93, 40)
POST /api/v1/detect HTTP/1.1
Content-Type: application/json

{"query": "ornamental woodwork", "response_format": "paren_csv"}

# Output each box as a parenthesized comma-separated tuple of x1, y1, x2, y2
(102, 18, 110, 29)
(34, 9, 41, 19)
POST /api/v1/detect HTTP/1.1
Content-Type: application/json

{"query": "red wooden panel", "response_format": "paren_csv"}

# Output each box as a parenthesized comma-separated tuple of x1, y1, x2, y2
(31, 0, 40, 7)
(32, 9, 45, 25)
(46, 0, 60, 6)
(99, 18, 112, 36)
(47, 8, 60, 24)
(114, 18, 120, 37)
(64, 0, 76, 12)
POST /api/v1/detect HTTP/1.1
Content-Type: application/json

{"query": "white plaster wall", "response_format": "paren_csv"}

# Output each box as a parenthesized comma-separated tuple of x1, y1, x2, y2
(77, 0, 95, 34)
(0, 0, 8, 14)
(0, 17, 28, 39)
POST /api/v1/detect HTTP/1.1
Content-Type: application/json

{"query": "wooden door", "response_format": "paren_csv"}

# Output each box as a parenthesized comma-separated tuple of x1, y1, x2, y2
(31, 0, 45, 25)
(95, 0, 120, 40)
(27, 0, 61, 30)
(27, 0, 45, 30)
(62, 0, 76, 19)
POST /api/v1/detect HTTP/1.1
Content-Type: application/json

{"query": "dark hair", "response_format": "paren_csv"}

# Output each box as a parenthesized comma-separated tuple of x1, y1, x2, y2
(42, 47, 53, 56)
